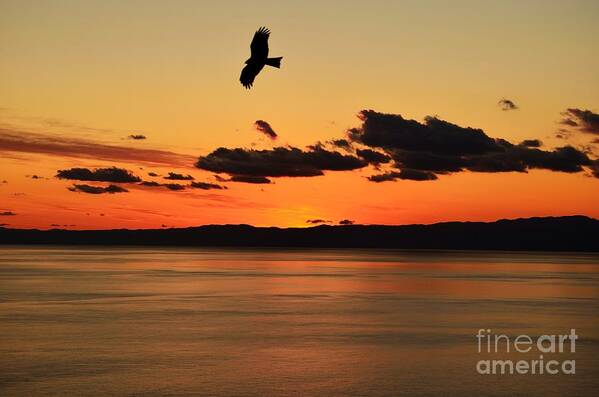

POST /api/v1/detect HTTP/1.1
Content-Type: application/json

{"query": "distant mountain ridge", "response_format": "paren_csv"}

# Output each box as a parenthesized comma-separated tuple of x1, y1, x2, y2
(1, 216, 598, 252)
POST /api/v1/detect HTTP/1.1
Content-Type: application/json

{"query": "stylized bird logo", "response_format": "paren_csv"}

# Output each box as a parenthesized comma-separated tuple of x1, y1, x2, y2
(240, 27, 283, 89)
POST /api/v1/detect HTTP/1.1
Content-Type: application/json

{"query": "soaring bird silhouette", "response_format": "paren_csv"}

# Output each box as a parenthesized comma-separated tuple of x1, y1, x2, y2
(240, 27, 283, 89)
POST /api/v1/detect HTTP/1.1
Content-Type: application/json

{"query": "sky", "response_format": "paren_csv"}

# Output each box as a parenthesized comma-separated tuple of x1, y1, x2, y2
(1, 0, 598, 229)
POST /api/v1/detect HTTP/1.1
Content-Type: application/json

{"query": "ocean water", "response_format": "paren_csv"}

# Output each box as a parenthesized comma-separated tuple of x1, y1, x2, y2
(1, 247, 598, 396)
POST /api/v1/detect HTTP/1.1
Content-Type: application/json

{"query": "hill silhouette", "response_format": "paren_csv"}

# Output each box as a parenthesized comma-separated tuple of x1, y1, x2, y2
(1, 216, 598, 251)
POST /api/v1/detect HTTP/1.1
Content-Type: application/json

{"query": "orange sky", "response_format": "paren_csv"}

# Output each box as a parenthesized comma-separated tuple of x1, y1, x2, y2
(1, 1, 598, 229)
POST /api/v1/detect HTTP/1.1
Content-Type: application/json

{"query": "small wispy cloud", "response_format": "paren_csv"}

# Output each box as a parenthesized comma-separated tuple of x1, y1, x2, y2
(190, 181, 226, 190)
(139, 181, 187, 191)
(560, 108, 599, 135)
(0, 128, 196, 167)
(306, 219, 331, 224)
(254, 120, 278, 140)
(68, 184, 129, 194)
(164, 172, 194, 181)
(498, 98, 519, 111)
(127, 134, 147, 140)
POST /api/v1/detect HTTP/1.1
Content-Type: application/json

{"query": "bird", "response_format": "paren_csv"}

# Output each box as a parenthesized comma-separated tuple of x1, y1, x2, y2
(240, 27, 283, 89)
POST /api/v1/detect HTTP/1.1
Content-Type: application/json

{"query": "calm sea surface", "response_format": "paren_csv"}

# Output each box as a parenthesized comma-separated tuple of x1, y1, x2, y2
(1, 247, 598, 396)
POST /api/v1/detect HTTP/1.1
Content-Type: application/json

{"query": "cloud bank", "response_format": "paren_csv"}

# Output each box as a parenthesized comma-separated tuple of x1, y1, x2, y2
(196, 146, 367, 181)
(349, 110, 597, 181)
(194, 110, 598, 183)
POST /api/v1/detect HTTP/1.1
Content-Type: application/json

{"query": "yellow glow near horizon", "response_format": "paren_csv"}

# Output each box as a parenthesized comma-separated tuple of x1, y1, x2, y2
(1, 0, 598, 229)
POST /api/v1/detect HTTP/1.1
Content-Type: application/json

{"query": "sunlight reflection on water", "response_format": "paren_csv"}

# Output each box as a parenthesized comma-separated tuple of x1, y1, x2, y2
(1, 247, 598, 396)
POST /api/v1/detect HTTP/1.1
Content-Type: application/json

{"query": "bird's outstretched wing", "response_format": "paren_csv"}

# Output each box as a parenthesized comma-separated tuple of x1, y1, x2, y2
(250, 27, 270, 59)
(240, 62, 261, 89)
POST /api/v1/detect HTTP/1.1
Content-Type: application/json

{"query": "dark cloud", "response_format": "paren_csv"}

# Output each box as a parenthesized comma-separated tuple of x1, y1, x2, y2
(148, 172, 159, 177)
(339, 219, 355, 225)
(350, 110, 597, 180)
(590, 160, 599, 178)
(56, 167, 141, 183)
(561, 108, 599, 135)
(28, 174, 44, 179)
(306, 219, 331, 224)
(190, 181, 226, 190)
(306, 141, 325, 151)
(254, 120, 278, 140)
(560, 118, 578, 127)
(68, 184, 129, 194)
(164, 172, 194, 181)
(163, 183, 186, 191)
(349, 111, 502, 156)
(398, 168, 439, 180)
(579, 144, 596, 156)
(0, 223, 9, 227)
(127, 134, 147, 140)
(498, 98, 518, 111)
(555, 129, 572, 139)
(0, 211, 16, 216)
(330, 139, 352, 150)
(0, 128, 195, 167)
(139, 181, 187, 191)
(197, 146, 367, 179)
(140, 181, 161, 187)
(392, 150, 465, 172)
(193, 110, 599, 185)
(465, 146, 591, 173)
(230, 175, 272, 184)
(367, 172, 400, 182)
(519, 139, 542, 148)
(355, 148, 391, 164)
(368, 169, 438, 182)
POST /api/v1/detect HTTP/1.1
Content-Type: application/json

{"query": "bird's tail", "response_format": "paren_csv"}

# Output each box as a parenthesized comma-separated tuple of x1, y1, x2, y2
(265, 57, 283, 68)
